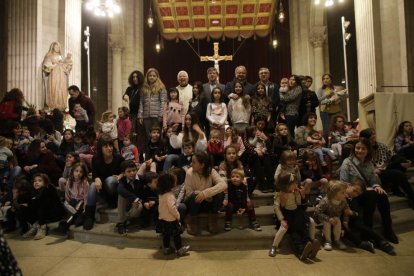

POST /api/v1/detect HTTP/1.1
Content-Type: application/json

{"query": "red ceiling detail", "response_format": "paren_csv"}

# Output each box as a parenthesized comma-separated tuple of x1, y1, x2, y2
(226, 18, 238, 26)
(163, 20, 174, 29)
(159, 7, 172, 16)
(257, 17, 269, 25)
(192, 6, 204, 15)
(242, 17, 254, 25)
(259, 3, 272, 13)
(176, 6, 188, 16)
(194, 19, 205, 27)
(155, 1, 276, 40)
(178, 20, 190, 28)
(226, 5, 238, 14)
(209, 5, 221, 14)
(243, 4, 255, 13)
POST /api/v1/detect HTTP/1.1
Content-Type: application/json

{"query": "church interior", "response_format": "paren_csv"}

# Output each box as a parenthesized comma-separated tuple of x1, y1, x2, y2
(1, 0, 414, 275)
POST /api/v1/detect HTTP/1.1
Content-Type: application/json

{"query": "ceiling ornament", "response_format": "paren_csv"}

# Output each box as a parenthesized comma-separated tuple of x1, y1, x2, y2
(152, 0, 276, 41)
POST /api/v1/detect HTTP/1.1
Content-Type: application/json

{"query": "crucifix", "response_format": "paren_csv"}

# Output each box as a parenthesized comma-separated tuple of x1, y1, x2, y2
(200, 42, 232, 74)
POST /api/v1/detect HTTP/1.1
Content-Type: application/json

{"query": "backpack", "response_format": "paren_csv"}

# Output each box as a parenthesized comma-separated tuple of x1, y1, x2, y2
(0, 100, 18, 120)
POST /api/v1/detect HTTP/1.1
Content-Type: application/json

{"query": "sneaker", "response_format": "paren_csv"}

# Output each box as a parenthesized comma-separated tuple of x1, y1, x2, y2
(163, 247, 175, 255)
(379, 242, 396, 256)
(22, 223, 38, 239)
(250, 221, 262, 232)
(384, 231, 399, 244)
(116, 222, 127, 235)
(335, 239, 347, 250)
(324, 242, 333, 251)
(34, 225, 47, 240)
(300, 242, 313, 261)
(359, 241, 375, 253)
(177, 245, 190, 257)
(224, 221, 232, 231)
(308, 239, 321, 259)
(268, 246, 278, 257)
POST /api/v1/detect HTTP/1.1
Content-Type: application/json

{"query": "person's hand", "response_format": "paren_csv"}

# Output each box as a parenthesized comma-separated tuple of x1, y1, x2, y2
(280, 219, 288, 229)
(94, 178, 102, 192)
(222, 199, 228, 206)
(138, 118, 143, 125)
(114, 174, 123, 181)
(256, 149, 263, 157)
(145, 159, 153, 166)
(374, 168, 384, 175)
(401, 160, 412, 169)
(144, 202, 150, 209)
(172, 124, 179, 132)
(132, 201, 140, 209)
(374, 186, 386, 195)
(343, 221, 349, 230)
(329, 217, 337, 225)
(195, 192, 205, 203)
(344, 208, 353, 216)
(149, 201, 156, 207)
(237, 208, 245, 216)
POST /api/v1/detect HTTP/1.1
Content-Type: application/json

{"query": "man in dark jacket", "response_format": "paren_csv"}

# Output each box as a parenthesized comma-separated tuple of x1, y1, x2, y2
(68, 85, 96, 129)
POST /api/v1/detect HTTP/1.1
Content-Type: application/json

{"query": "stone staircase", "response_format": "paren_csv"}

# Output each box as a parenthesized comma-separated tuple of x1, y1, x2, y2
(70, 178, 414, 251)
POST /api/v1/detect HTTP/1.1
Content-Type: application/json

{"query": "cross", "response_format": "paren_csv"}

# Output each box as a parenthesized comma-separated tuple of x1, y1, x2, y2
(200, 42, 232, 74)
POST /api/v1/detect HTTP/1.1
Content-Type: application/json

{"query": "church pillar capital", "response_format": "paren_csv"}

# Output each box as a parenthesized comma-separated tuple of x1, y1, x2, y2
(309, 26, 327, 48)
(109, 34, 124, 51)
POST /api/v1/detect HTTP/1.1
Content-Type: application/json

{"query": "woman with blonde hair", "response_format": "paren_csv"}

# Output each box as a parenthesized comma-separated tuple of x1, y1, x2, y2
(138, 68, 167, 138)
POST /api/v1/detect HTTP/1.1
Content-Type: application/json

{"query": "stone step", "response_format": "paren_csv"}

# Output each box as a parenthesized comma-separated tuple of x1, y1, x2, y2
(97, 194, 412, 226)
(71, 207, 414, 251)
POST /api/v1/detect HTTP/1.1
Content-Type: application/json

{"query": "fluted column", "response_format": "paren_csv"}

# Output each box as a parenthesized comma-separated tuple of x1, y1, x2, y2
(309, 26, 327, 90)
(354, 0, 377, 98)
(64, 0, 82, 87)
(7, 0, 39, 106)
(110, 34, 124, 114)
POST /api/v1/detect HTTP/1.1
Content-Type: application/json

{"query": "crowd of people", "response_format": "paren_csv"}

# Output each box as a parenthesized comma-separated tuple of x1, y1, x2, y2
(0, 65, 413, 260)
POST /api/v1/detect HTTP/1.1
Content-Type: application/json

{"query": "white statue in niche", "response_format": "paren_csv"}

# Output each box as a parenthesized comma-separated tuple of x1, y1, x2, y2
(42, 41, 73, 109)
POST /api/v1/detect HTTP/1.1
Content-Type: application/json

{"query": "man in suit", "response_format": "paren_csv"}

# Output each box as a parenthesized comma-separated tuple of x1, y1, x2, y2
(224, 65, 255, 103)
(202, 67, 225, 103)
(257, 67, 280, 124)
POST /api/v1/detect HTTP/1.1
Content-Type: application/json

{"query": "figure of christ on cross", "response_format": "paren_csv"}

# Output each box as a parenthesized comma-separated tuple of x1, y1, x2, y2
(200, 42, 232, 74)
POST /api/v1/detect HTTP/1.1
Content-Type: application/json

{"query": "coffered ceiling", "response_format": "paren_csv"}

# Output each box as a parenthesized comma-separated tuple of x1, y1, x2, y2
(153, 0, 276, 40)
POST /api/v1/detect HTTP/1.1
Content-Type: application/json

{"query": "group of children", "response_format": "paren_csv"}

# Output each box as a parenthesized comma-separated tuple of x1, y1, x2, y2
(0, 82, 404, 260)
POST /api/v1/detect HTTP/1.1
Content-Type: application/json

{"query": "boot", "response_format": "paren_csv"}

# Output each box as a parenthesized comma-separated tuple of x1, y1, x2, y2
(186, 215, 199, 235)
(83, 205, 96, 230)
(208, 213, 219, 234)
(34, 224, 47, 240)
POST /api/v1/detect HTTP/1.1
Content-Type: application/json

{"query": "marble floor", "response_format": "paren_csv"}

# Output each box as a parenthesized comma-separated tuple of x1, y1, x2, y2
(6, 230, 414, 276)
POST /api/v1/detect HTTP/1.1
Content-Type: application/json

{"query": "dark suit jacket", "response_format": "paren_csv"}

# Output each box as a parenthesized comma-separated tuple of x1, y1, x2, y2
(202, 82, 225, 103)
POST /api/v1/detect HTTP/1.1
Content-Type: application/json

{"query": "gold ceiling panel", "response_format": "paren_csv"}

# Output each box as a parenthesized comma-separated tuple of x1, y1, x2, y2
(153, 0, 276, 40)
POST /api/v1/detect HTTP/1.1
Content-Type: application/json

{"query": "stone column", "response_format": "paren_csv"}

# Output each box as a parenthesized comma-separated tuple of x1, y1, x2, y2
(354, 0, 377, 98)
(110, 35, 124, 114)
(309, 26, 327, 90)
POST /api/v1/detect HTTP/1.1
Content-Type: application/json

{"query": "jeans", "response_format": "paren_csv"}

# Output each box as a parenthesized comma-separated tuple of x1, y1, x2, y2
(87, 176, 119, 206)
(163, 154, 180, 171)
(185, 192, 223, 215)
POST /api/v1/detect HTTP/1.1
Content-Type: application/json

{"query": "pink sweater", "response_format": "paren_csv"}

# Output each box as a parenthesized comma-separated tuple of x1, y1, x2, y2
(158, 192, 180, 222)
(117, 117, 132, 142)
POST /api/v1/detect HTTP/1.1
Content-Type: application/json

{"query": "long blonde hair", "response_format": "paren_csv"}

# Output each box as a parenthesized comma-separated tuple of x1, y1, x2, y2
(142, 68, 166, 96)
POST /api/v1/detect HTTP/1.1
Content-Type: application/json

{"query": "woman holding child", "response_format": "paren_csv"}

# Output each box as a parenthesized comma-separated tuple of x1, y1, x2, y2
(340, 138, 398, 244)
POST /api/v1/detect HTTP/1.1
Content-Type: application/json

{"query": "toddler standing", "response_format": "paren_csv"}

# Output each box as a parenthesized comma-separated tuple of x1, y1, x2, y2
(157, 172, 190, 256)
